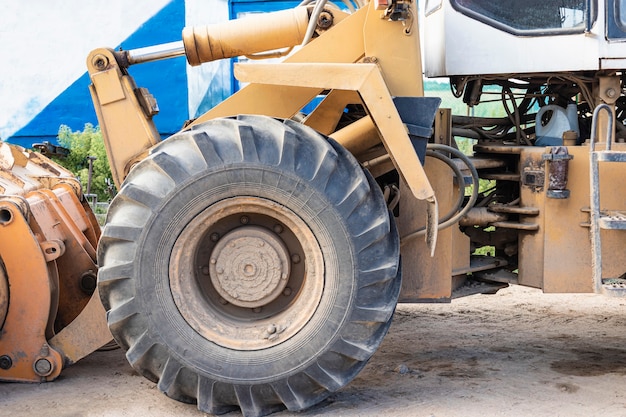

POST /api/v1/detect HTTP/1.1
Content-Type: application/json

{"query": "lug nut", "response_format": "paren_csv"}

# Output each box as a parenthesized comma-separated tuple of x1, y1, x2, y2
(252, 307, 262, 313)
(240, 216, 249, 224)
(283, 287, 292, 296)
(210, 233, 220, 242)
(291, 254, 301, 264)
(201, 266, 210, 275)
(273, 224, 283, 234)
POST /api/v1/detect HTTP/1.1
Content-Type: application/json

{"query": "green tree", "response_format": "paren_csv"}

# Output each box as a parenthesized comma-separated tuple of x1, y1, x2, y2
(55, 124, 114, 201)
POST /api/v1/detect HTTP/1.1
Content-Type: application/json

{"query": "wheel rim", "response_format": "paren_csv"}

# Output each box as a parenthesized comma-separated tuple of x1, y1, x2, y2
(169, 196, 325, 351)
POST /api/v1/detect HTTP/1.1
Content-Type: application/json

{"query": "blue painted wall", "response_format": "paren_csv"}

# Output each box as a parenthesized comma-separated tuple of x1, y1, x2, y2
(7, 0, 186, 149)
(4, 0, 308, 149)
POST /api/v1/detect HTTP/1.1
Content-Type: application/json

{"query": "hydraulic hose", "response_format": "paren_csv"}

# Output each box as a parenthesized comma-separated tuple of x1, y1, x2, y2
(401, 143, 480, 245)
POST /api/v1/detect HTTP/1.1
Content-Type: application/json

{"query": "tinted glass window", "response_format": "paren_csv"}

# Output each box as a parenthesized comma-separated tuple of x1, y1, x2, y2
(608, 0, 626, 39)
(452, 0, 587, 33)
(615, 0, 626, 29)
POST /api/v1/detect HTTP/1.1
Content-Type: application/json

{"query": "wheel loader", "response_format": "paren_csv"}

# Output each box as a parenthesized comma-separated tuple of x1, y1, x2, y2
(1, 0, 625, 416)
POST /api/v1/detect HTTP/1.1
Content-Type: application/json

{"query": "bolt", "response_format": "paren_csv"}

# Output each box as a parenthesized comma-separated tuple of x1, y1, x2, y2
(273, 224, 283, 234)
(318, 11, 333, 29)
(79, 271, 97, 295)
(281, 273, 288, 280)
(92, 54, 109, 70)
(210, 258, 217, 264)
(210, 233, 220, 242)
(291, 254, 301, 264)
(34, 358, 52, 376)
(232, 292, 239, 300)
(240, 216, 249, 224)
(252, 307, 262, 313)
(0, 355, 12, 370)
(267, 324, 277, 334)
(283, 287, 292, 296)
(216, 267, 224, 274)
(201, 266, 210, 275)
(607, 88, 617, 99)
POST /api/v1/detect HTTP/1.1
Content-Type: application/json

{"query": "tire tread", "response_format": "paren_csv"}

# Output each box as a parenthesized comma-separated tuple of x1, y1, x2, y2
(98, 115, 401, 417)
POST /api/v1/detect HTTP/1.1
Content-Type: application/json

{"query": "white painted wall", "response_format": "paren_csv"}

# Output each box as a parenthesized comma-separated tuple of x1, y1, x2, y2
(0, 0, 171, 140)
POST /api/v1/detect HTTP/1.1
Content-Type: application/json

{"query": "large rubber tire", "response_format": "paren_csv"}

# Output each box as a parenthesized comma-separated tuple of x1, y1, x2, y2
(97, 115, 400, 417)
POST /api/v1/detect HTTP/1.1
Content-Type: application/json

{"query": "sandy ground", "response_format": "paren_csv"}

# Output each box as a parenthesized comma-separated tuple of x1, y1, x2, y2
(2, 284, 625, 417)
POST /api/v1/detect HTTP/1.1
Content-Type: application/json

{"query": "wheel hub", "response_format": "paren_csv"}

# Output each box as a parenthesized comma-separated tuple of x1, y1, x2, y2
(169, 197, 325, 350)
(209, 226, 291, 308)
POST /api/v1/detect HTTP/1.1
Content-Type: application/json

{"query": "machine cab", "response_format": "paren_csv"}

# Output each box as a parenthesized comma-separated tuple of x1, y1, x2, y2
(423, 0, 626, 77)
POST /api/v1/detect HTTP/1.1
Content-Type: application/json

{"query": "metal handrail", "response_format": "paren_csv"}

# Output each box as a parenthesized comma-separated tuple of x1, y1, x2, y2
(589, 103, 614, 152)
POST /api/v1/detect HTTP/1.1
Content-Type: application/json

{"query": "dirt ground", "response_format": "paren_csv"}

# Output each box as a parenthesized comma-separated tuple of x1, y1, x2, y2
(2, 284, 625, 417)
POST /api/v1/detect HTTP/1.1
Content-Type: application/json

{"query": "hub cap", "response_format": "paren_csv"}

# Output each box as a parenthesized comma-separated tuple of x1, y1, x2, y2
(209, 226, 291, 308)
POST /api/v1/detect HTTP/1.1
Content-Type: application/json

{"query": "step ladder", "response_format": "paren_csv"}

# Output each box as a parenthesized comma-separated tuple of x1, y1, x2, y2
(589, 104, 626, 296)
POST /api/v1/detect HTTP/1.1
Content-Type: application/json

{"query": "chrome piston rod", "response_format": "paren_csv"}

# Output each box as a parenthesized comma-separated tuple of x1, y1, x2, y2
(125, 41, 186, 65)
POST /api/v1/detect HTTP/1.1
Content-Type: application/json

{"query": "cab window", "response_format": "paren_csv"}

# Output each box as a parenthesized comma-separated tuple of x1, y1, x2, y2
(451, 0, 592, 35)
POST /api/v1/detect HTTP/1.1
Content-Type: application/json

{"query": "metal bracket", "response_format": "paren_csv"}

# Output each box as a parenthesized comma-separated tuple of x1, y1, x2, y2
(235, 61, 439, 253)
(0, 202, 64, 382)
